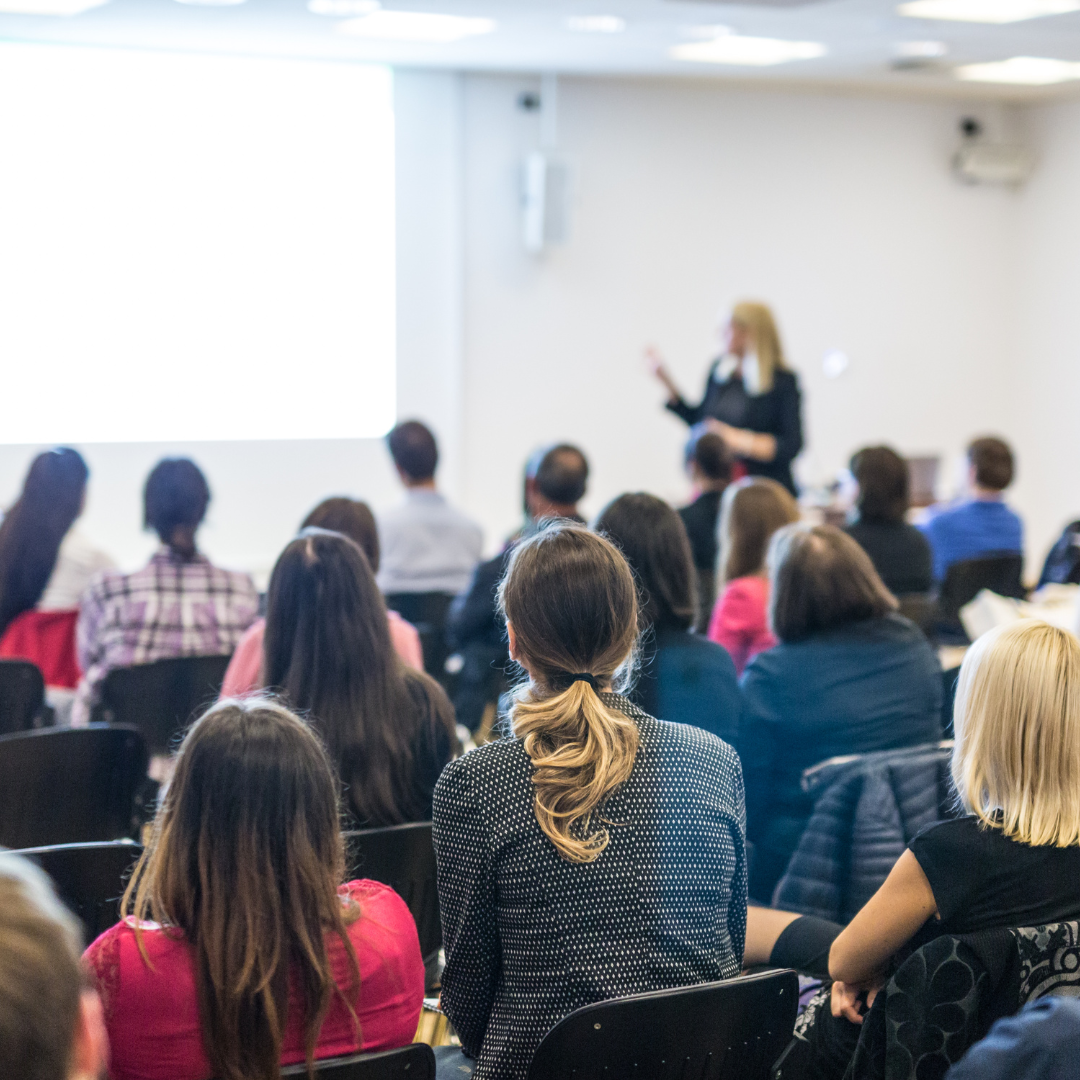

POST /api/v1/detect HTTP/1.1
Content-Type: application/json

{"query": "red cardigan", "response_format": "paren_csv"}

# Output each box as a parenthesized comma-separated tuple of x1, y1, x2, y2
(707, 575, 776, 676)
(84, 880, 424, 1080)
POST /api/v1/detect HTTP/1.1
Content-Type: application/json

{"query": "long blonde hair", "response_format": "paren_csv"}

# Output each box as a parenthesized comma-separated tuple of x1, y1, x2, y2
(499, 525, 640, 863)
(952, 621, 1080, 847)
(731, 300, 787, 393)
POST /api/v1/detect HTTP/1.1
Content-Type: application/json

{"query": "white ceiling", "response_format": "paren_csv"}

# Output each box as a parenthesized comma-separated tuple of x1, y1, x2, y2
(3, 0, 1080, 97)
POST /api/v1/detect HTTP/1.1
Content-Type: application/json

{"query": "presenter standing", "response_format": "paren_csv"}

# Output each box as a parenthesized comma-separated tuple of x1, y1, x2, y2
(648, 301, 803, 495)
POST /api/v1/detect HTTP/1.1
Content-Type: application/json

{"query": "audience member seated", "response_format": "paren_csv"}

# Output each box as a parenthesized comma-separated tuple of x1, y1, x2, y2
(844, 445, 933, 596)
(433, 525, 747, 1080)
(84, 698, 425, 1080)
(707, 477, 799, 675)
(0, 448, 114, 693)
(377, 420, 483, 598)
(596, 492, 740, 742)
(946, 997, 1080, 1080)
(677, 429, 733, 632)
(778, 620, 1080, 1079)
(221, 497, 422, 697)
(0, 852, 108, 1080)
(740, 525, 942, 901)
(919, 436, 1023, 582)
(73, 458, 258, 724)
(262, 528, 457, 825)
(448, 443, 589, 730)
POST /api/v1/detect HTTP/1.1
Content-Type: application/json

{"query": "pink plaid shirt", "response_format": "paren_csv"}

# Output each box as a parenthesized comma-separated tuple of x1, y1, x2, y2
(73, 547, 259, 725)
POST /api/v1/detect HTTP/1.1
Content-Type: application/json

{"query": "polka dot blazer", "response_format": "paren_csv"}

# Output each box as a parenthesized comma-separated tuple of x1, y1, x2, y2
(432, 693, 747, 1080)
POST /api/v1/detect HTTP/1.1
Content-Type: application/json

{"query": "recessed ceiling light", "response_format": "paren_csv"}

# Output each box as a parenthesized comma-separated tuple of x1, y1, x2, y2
(0, 0, 108, 13)
(898, 0, 1080, 23)
(895, 40, 949, 57)
(337, 10, 496, 42)
(956, 55, 1080, 83)
(566, 15, 626, 33)
(684, 24, 734, 39)
(671, 36, 826, 66)
(308, 0, 379, 14)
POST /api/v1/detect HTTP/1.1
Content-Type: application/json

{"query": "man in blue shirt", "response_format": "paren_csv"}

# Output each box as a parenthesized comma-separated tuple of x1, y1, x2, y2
(920, 437, 1023, 582)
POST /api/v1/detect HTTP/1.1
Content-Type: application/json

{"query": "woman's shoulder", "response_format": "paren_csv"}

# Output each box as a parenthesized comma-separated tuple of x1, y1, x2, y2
(341, 879, 416, 930)
(721, 575, 769, 605)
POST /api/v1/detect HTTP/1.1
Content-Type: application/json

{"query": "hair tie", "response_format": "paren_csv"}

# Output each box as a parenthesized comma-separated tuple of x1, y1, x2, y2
(567, 673, 599, 690)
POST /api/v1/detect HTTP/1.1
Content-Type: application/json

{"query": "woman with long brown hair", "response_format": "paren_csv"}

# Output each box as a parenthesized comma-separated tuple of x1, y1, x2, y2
(83, 698, 424, 1080)
(433, 523, 747, 1080)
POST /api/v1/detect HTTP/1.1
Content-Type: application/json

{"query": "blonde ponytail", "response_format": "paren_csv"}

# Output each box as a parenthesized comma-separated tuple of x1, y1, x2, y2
(512, 680, 639, 863)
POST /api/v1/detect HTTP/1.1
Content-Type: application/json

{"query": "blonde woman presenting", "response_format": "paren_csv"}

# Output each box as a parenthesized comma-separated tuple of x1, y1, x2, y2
(647, 301, 804, 495)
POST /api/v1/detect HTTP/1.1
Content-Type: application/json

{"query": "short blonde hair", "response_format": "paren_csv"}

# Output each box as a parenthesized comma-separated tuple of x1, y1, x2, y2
(731, 300, 787, 393)
(952, 621, 1080, 847)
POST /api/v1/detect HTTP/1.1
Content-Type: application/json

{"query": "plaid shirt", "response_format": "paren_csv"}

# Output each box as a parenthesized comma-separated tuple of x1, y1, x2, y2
(73, 547, 259, 725)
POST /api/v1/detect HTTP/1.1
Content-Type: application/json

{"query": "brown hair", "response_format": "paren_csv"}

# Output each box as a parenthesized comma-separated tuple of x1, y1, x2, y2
(123, 698, 361, 1080)
(684, 430, 733, 483)
(595, 492, 696, 633)
(968, 436, 1014, 492)
(0, 854, 84, 1080)
(301, 498, 380, 572)
(500, 525, 640, 863)
(769, 524, 897, 643)
(387, 420, 438, 482)
(850, 445, 910, 524)
(719, 477, 800, 583)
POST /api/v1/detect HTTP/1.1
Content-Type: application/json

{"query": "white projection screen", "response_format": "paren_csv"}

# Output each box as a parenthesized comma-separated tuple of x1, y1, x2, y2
(0, 44, 395, 444)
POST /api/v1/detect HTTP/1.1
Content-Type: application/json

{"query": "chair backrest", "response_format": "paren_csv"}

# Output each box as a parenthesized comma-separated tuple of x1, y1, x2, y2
(343, 823, 440, 966)
(938, 553, 1024, 637)
(527, 970, 799, 1080)
(280, 1044, 435, 1079)
(382, 592, 454, 682)
(91, 654, 233, 756)
(0, 658, 46, 735)
(15, 840, 143, 943)
(0, 725, 148, 849)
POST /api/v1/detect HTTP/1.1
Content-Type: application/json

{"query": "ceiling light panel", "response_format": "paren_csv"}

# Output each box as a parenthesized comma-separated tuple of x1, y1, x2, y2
(337, 10, 496, 42)
(898, 0, 1080, 23)
(566, 15, 626, 33)
(0, 0, 107, 13)
(308, 0, 379, 14)
(671, 35, 826, 66)
(956, 55, 1080, 82)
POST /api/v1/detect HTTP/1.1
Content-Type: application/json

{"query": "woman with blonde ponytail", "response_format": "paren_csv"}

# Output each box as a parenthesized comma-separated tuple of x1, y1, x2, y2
(433, 523, 747, 1080)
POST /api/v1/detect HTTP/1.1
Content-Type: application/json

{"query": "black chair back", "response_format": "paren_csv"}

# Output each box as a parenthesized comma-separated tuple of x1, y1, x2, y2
(527, 970, 799, 1080)
(343, 823, 440, 967)
(383, 592, 454, 683)
(937, 553, 1024, 641)
(0, 725, 148, 849)
(91, 654, 233, 755)
(280, 1045, 435, 1079)
(0, 658, 46, 735)
(15, 840, 143, 942)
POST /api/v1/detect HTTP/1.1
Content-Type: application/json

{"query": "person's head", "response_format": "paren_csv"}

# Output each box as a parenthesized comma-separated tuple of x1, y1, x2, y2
(0, 853, 107, 1080)
(684, 429, 733, 491)
(0, 447, 89, 635)
(718, 477, 800, 584)
(595, 493, 695, 634)
(849, 445, 911, 524)
(144, 458, 210, 558)
(300, 497, 379, 573)
(386, 420, 438, 487)
(967, 436, 1014, 494)
(724, 301, 787, 392)
(768, 524, 897, 643)
(123, 698, 359, 1080)
(951, 620, 1080, 847)
(500, 524, 639, 864)
(525, 444, 589, 520)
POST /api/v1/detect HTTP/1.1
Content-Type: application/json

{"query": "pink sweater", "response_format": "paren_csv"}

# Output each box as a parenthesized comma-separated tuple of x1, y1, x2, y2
(707, 575, 776, 676)
(220, 612, 423, 699)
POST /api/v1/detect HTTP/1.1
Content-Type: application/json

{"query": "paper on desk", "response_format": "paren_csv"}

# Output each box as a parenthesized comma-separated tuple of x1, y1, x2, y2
(960, 584, 1080, 642)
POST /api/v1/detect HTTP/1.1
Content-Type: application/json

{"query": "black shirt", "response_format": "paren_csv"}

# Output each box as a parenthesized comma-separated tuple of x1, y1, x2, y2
(910, 816, 1080, 936)
(845, 518, 934, 596)
(679, 490, 724, 573)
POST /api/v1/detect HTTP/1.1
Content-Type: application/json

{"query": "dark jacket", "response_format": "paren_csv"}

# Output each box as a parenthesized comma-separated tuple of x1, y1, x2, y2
(844, 518, 934, 596)
(433, 694, 747, 1080)
(678, 490, 723, 573)
(738, 613, 942, 901)
(667, 365, 803, 495)
(633, 627, 740, 745)
(772, 744, 954, 920)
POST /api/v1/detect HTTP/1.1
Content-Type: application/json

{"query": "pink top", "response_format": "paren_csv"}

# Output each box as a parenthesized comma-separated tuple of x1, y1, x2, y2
(84, 880, 424, 1080)
(708, 575, 777, 676)
(220, 612, 423, 699)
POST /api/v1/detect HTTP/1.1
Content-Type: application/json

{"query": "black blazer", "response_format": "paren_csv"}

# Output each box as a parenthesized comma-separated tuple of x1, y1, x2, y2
(667, 363, 803, 495)
(433, 694, 747, 1079)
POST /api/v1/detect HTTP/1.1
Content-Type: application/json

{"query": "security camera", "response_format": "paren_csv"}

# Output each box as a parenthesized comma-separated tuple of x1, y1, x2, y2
(959, 117, 982, 139)
(517, 92, 542, 112)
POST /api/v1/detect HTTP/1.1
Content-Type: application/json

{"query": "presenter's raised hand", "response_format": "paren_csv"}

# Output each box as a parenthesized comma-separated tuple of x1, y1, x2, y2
(644, 346, 681, 403)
